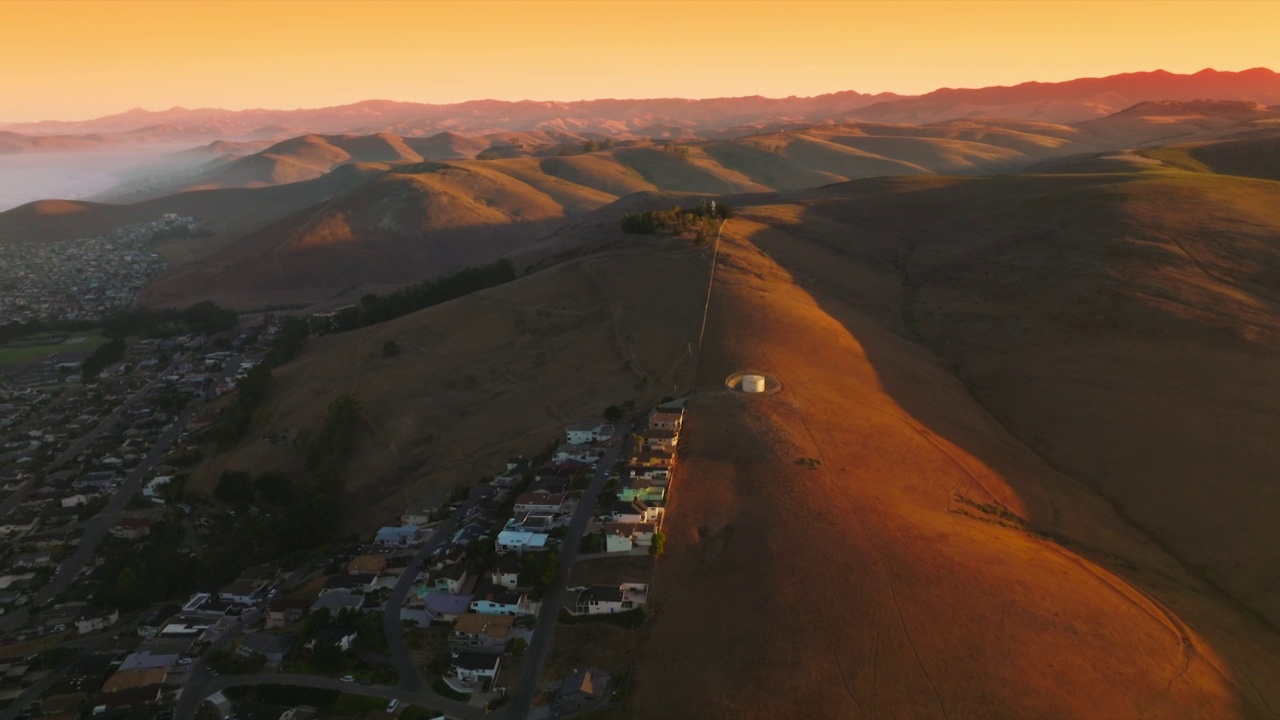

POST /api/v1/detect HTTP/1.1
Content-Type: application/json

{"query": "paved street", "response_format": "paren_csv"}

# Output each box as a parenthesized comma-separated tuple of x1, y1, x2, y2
(501, 426, 625, 719)
(384, 491, 478, 695)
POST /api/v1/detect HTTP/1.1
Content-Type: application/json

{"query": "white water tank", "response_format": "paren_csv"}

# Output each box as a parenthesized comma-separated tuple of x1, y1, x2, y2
(742, 375, 766, 393)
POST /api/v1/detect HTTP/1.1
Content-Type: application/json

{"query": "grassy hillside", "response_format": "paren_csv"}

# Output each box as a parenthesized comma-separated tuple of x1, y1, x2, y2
(174, 161, 1280, 716)
(624, 169, 1280, 717)
(190, 235, 710, 529)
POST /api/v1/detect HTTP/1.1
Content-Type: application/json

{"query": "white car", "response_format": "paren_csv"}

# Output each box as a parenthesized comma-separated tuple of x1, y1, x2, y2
(340, 675, 355, 683)
(178, 657, 194, 665)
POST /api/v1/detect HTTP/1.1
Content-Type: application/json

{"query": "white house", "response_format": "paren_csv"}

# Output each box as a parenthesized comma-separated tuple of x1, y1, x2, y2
(143, 476, 173, 502)
(603, 522, 655, 553)
(488, 558, 521, 590)
(553, 444, 603, 465)
(565, 421, 613, 446)
(496, 530, 551, 555)
(574, 583, 648, 615)
(450, 651, 502, 686)
(76, 608, 120, 635)
(61, 493, 93, 508)
(609, 500, 662, 525)
(470, 588, 532, 616)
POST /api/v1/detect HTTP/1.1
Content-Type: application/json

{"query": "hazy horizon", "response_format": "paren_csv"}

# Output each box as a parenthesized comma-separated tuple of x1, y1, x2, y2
(4, 0, 1279, 124)
(3, 63, 1278, 127)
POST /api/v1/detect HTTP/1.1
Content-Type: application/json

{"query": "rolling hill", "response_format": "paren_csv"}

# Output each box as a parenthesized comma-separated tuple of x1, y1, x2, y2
(189, 159, 1280, 717)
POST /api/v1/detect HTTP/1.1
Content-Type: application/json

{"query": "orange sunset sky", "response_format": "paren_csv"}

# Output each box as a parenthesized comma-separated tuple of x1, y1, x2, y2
(2, 0, 1278, 123)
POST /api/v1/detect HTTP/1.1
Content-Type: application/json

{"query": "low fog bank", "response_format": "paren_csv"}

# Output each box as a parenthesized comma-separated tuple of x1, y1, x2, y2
(0, 146, 204, 211)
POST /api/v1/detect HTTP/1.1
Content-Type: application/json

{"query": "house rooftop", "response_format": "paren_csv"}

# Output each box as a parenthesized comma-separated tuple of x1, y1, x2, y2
(453, 613, 514, 638)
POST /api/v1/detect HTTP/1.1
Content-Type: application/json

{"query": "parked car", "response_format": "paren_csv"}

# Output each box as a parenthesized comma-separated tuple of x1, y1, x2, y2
(386, 699, 399, 711)
(340, 675, 355, 683)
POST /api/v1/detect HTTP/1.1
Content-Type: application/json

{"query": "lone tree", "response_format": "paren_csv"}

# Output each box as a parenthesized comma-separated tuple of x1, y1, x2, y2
(603, 404, 624, 422)
(382, 340, 400, 357)
(650, 531, 667, 556)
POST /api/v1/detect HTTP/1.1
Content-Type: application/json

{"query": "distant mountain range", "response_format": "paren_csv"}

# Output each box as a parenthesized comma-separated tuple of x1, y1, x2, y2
(3, 68, 1279, 149)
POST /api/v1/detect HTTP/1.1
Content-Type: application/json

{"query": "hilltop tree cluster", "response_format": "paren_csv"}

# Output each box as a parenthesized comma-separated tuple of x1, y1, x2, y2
(620, 201, 733, 244)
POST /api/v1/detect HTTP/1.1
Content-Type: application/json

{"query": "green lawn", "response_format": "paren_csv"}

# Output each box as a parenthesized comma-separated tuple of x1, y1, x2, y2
(0, 332, 109, 367)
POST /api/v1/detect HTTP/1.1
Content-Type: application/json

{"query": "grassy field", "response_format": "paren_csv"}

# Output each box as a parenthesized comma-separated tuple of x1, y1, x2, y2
(0, 331, 108, 367)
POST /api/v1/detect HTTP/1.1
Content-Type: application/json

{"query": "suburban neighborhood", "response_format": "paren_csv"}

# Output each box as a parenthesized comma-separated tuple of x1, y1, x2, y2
(0, 321, 688, 720)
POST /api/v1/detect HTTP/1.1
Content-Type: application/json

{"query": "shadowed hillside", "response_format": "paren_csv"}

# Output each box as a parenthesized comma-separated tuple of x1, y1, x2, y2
(189, 236, 710, 529)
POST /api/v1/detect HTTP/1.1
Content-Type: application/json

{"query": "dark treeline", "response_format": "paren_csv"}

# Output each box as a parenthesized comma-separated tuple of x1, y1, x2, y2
(82, 338, 126, 378)
(208, 316, 308, 447)
(207, 396, 363, 580)
(0, 301, 239, 347)
(621, 201, 733, 243)
(310, 259, 517, 335)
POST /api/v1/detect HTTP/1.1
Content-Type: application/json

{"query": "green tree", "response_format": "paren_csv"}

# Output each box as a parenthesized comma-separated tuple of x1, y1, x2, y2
(213, 470, 254, 508)
(254, 471, 294, 506)
(603, 405, 624, 422)
(650, 531, 667, 556)
(382, 340, 401, 357)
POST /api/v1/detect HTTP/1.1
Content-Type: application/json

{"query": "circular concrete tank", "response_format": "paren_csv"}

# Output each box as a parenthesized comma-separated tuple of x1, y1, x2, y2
(725, 371, 782, 395)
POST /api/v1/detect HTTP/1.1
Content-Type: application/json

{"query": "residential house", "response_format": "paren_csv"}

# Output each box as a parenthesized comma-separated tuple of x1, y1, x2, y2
(648, 408, 684, 432)
(642, 428, 679, 453)
(374, 526, 420, 546)
(470, 585, 531, 616)
(76, 608, 119, 635)
(432, 563, 470, 594)
(309, 626, 357, 653)
(449, 651, 502, 686)
(603, 522, 656, 553)
(238, 633, 297, 667)
(137, 604, 180, 637)
(264, 598, 308, 630)
(118, 651, 181, 672)
(507, 512, 559, 533)
(574, 583, 649, 615)
(110, 517, 154, 540)
(620, 463, 670, 482)
(449, 613, 514, 652)
(93, 684, 163, 710)
(512, 492, 568, 515)
(553, 444, 602, 466)
(218, 579, 263, 605)
(310, 590, 365, 616)
(417, 592, 474, 624)
(557, 668, 611, 710)
(12, 551, 54, 568)
(60, 493, 94, 508)
(609, 499, 662, 525)
(565, 421, 613, 445)
(400, 505, 436, 526)
(142, 476, 172, 502)
(488, 557, 521, 590)
(617, 477, 666, 504)
(451, 519, 489, 547)
(495, 529, 551, 555)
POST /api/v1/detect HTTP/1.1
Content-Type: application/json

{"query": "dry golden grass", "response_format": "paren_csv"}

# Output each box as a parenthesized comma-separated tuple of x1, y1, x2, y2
(191, 238, 710, 530)
(626, 210, 1280, 717)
